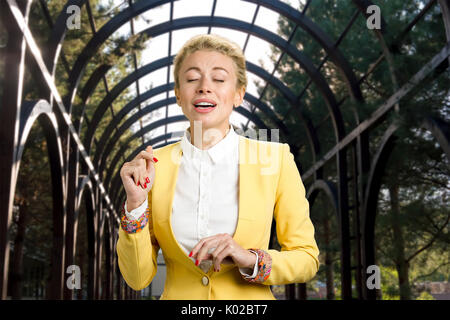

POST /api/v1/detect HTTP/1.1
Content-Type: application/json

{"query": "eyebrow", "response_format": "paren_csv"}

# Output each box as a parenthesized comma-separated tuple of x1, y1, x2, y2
(184, 66, 229, 74)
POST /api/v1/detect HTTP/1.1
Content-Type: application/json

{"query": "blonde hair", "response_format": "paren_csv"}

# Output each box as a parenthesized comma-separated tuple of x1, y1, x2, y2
(173, 34, 247, 90)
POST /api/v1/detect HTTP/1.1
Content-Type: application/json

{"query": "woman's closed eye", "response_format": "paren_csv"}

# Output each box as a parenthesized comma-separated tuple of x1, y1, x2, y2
(187, 79, 224, 82)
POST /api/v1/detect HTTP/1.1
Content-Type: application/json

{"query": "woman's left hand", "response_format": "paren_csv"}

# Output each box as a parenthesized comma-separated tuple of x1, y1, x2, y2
(190, 233, 256, 272)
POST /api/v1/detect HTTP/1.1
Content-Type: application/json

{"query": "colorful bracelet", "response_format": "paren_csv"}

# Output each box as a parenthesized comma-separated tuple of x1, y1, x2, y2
(242, 248, 272, 283)
(120, 201, 149, 234)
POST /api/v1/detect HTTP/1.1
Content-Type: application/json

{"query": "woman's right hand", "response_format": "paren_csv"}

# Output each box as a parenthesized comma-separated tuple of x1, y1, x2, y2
(120, 146, 158, 210)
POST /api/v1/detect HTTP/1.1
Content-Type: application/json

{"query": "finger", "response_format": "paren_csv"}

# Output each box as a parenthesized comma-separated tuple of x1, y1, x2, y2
(136, 150, 157, 167)
(195, 238, 219, 266)
(131, 168, 140, 186)
(134, 167, 145, 189)
(139, 166, 148, 189)
(190, 235, 217, 259)
(211, 242, 230, 271)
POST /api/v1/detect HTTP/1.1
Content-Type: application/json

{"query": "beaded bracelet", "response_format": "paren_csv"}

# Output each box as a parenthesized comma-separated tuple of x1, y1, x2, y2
(120, 201, 149, 234)
(242, 248, 272, 283)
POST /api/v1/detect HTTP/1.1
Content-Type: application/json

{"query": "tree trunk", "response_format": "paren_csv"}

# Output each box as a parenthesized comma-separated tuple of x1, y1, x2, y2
(10, 203, 29, 299)
(388, 183, 411, 300)
(324, 213, 335, 299)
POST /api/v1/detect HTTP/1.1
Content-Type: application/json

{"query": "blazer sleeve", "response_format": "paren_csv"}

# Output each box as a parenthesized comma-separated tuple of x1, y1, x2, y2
(262, 143, 320, 285)
(116, 190, 160, 291)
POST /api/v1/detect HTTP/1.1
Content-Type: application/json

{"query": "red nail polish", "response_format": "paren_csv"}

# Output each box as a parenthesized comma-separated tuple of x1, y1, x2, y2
(144, 183, 147, 188)
(145, 177, 150, 183)
(189, 251, 193, 257)
(153, 157, 158, 163)
(195, 260, 199, 266)
(137, 181, 140, 186)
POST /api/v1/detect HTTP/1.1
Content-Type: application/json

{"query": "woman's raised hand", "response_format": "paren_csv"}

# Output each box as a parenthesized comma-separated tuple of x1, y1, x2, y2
(120, 146, 158, 210)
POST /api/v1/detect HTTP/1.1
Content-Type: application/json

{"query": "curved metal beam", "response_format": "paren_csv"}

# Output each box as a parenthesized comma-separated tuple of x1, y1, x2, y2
(362, 122, 399, 300)
(307, 179, 339, 218)
(244, 0, 363, 102)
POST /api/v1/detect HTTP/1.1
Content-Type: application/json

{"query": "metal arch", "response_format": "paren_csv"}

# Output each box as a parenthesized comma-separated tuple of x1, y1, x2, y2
(65, 0, 173, 111)
(0, 0, 32, 299)
(246, 61, 296, 103)
(44, 0, 87, 72)
(362, 122, 399, 300)
(245, 61, 320, 160)
(243, 93, 290, 134)
(18, 100, 64, 173)
(83, 56, 172, 153)
(307, 179, 339, 217)
(76, 175, 96, 218)
(74, 175, 98, 300)
(138, 16, 344, 139)
(78, 64, 112, 106)
(244, 0, 363, 102)
(16, 101, 67, 299)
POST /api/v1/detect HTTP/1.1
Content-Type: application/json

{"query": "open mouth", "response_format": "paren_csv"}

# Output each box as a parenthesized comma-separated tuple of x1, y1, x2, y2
(194, 102, 217, 109)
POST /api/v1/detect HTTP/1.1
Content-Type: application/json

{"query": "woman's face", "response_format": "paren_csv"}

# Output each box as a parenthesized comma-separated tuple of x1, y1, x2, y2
(175, 50, 245, 134)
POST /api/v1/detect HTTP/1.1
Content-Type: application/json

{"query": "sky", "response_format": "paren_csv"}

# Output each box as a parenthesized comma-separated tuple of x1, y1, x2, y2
(106, 0, 300, 146)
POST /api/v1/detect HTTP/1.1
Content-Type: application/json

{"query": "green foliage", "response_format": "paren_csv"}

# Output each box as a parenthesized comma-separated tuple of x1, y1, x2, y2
(263, 0, 449, 300)
(416, 291, 435, 300)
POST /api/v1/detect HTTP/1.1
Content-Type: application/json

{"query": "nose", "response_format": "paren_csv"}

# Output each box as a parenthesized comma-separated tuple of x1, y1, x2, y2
(196, 77, 212, 94)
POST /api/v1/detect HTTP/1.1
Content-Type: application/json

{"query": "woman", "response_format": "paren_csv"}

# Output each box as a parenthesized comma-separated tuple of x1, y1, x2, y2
(117, 34, 319, 300)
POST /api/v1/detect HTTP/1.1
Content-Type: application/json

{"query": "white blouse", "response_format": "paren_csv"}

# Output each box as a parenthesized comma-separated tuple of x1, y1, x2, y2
(125, 124, 258, 278)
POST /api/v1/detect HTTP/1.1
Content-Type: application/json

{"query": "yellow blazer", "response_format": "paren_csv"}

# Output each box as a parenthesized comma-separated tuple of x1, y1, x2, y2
(116, 135, 320, 300)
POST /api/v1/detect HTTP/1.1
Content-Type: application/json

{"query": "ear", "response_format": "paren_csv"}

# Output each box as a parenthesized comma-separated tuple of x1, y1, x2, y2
(233, 86, 245, 108)
(174, 87, 181, 106)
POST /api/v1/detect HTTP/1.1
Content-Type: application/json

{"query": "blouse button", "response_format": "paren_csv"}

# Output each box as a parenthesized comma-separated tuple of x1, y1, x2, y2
(202, 276, 209, 286)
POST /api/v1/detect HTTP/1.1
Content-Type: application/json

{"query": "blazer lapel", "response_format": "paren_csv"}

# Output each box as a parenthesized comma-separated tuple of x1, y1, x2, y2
(152, 135, 260, 274)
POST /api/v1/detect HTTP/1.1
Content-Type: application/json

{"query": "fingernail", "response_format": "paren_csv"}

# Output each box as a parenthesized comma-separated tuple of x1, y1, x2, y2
(144, 183, 147, 188)
(153, 157, 158, 163)
(189, 251, 193, 257)
(137, 181, 140, 186)
(195, 260, 199, 266)
(145, 177, 150, 183)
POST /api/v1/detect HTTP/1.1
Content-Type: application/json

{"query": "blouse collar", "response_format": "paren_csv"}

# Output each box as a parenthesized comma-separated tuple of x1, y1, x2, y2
(181, 124, 239, 164)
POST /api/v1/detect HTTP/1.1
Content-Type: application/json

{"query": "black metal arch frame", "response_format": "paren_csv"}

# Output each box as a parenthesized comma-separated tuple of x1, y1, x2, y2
(0, 0, 449, 301)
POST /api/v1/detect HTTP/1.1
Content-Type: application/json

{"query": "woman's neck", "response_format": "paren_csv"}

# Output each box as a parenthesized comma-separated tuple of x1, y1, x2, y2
(189, 123, 230, 150)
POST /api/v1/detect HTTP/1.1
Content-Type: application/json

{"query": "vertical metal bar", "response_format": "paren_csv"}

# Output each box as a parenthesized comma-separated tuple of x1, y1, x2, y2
(337, 149, 352, 299)
(164, 0, 174, 145)
(0, 0, 31, 300)
(351, 141, 363, 299)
